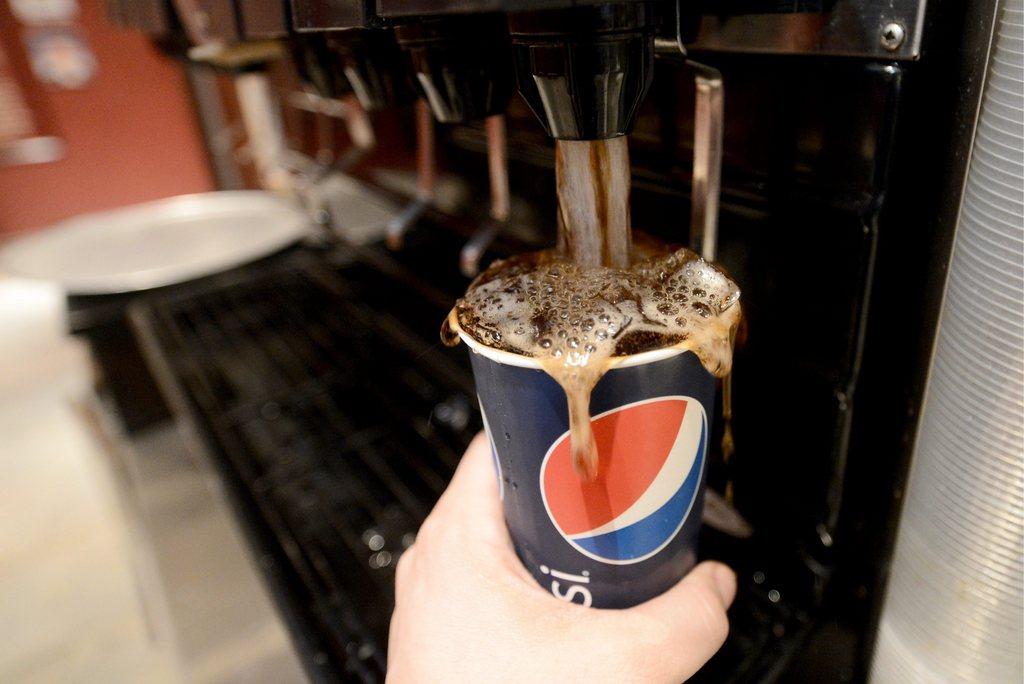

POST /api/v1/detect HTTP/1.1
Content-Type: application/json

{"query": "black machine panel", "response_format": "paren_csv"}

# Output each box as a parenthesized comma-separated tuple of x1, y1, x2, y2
(370, 0, 926, 59)
(291, 0, 382, 29)
(239, 0, 291, 38)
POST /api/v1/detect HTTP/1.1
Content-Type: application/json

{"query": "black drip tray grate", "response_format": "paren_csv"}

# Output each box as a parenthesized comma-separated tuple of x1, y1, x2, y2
(134, 249, 478, 682)
(134, 244, 812, 683)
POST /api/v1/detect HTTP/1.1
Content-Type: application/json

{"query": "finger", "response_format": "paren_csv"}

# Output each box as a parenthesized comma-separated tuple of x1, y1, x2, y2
(419, 433, 543, 588)
(434, 432, 506, 536)
(394, 544, 416, 597)
(631, 561, 736, 679)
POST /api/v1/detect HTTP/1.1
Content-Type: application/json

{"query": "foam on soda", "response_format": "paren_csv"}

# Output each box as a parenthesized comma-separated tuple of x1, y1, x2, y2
(442, 138, 741, 480)
(442, 243, 740, 479)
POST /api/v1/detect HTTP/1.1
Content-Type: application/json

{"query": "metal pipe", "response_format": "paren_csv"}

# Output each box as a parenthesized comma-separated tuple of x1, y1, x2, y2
(341, 95, 375, 152)
(387, 100, 436, 249)
(460, 222, 500, 278)
(459, 114, 510, 278)
(415, 99, 436, 201)
(234, 71, 290, 193)
(486, 115, 510, 223)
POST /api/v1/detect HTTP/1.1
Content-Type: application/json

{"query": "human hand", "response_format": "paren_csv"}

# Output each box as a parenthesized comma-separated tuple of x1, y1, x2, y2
(388, 433, 736, 683)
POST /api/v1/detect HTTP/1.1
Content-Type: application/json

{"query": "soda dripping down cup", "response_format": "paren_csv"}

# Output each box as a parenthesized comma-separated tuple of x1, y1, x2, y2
(460, 331, 718, 609)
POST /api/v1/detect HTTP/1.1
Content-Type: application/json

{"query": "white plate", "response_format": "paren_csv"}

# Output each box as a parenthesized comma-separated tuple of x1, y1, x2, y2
(0, 191, 313, 294)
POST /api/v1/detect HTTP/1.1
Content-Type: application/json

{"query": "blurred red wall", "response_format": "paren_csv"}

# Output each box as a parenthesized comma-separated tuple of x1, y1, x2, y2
(0, 0, 214, 236)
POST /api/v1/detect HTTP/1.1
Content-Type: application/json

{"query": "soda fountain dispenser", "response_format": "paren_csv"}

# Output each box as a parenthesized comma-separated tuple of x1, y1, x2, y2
(113, 0, 1023, 680)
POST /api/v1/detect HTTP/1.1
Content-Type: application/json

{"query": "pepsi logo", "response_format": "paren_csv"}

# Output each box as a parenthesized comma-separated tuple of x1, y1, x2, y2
(540, 396, 707, 565)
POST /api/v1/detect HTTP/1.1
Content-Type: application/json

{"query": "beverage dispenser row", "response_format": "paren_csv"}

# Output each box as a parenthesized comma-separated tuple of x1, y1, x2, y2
(111, 0, 659, 135)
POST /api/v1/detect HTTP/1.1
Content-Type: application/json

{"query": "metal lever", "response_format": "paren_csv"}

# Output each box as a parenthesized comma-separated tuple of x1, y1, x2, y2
(460, 220, 500, 278)
(657, 9, 734, 503)
(654, 6, 724, 262)
(687, 61, 732, 503)
(234, 71, 291, 193)
(387, 100, 435, 249)
(460, 115, 509, 277)
(279, 91, 378, 229)
(385, 198, 431, 250)
(689, 62, 723, 263)
(283, 91, 376, 178)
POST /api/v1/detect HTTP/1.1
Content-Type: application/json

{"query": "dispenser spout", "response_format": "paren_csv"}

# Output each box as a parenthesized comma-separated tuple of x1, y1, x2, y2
(508, 2, 655, 141)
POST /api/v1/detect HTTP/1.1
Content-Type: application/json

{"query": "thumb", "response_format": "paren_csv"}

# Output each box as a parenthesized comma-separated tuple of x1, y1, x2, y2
(632, 561, 736, 680)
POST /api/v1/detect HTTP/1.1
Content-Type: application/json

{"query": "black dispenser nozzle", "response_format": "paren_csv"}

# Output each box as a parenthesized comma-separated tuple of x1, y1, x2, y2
(508, 2, 654, 140)
(395, 14, 515, 124)
(328, 29, 418, 112)
(289, 33, 352, 99)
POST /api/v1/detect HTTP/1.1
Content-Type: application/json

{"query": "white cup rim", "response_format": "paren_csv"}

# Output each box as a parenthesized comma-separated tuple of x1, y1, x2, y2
(458, 331, 686, 370)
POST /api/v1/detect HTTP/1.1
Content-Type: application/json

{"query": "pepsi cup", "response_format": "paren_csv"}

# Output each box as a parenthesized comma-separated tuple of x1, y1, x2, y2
(462, 332, 716, 609)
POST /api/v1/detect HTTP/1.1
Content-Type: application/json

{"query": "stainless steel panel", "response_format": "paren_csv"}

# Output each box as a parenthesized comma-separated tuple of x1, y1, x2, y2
(870, 0, 1024, 679)
(686, 0, 927, 60)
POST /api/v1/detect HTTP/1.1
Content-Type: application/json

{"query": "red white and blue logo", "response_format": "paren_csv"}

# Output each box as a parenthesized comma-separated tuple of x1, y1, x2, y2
(539, 396, 707, 565)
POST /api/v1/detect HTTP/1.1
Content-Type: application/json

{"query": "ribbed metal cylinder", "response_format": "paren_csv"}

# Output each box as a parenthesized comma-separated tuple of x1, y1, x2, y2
(870, 0, 1024, 681)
